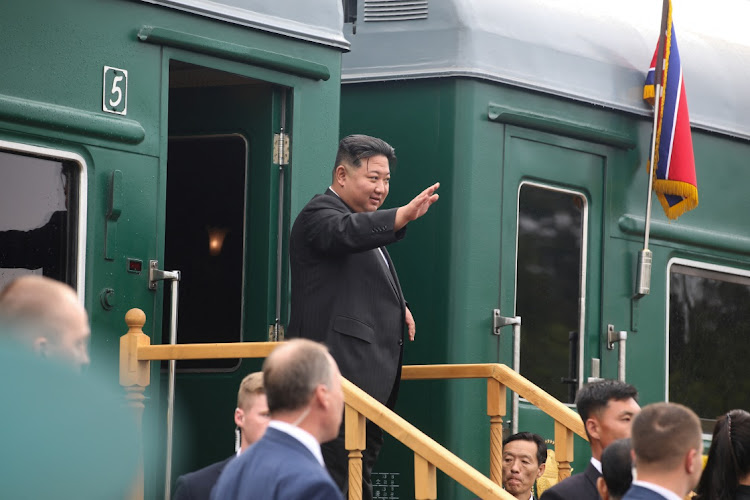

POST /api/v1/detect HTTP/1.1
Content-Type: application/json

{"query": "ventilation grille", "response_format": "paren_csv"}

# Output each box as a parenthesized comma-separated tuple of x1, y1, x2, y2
(364, 0, 428, 22)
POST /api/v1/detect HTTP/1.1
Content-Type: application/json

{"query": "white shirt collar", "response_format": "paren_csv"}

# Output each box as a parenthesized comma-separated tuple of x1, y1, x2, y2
(268, 420, 325, 467)
(631, 480, 683, 500)
(590, 457, 602, 474)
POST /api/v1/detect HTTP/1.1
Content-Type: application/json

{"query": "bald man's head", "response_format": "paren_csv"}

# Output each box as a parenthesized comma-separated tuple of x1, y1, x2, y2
(0, 276, 90, 371)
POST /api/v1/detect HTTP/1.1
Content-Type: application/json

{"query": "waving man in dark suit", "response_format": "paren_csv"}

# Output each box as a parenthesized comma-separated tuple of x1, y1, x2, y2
(288, 134, 439, 500)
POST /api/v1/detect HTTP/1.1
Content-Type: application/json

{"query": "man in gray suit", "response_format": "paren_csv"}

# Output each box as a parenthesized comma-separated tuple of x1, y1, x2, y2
(288, 134, 439, 499)
(622, 403, 703, 500)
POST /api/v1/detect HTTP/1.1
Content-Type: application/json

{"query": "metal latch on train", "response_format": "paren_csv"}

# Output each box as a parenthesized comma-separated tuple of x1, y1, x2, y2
(493, 309, 521, 335)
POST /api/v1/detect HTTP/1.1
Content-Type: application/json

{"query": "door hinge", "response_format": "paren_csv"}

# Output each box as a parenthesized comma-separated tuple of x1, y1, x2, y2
(268, 324, 285, 341)
(273, 133, 290, 165)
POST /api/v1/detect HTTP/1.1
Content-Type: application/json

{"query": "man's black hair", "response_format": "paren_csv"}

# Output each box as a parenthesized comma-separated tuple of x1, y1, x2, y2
(576, 379, 639, 424)
(333, 134, 397, 174)
(502, 432, 548, 466)
(601, 438, 633, 499)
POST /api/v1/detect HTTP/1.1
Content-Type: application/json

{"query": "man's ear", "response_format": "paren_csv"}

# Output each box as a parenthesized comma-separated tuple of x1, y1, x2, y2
(685, 448, 699, 474)
(234, 408, 244, 427)
(334, 165, 348, 187)
(314, 384, 330, 410)
(586, 417, 601, 441)
(536, 462, 546, 479)
(596, 476, 610, 500)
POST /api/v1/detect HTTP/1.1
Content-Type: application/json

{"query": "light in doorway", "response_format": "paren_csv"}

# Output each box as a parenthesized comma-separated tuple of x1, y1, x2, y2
(207, 227, 229, 256)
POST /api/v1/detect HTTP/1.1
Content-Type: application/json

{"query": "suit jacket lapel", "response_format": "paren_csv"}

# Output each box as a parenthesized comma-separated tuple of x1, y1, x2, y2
(378, 246, 401, 300)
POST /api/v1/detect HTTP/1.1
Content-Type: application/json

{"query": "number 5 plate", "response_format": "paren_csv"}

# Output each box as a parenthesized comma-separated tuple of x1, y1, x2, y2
(103, 66, 128, 115)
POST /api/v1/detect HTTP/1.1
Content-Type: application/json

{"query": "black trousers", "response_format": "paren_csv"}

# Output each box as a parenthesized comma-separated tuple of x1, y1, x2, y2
(322, 419, 384, 500)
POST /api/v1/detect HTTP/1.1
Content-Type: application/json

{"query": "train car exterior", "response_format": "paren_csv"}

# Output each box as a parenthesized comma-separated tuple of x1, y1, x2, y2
(0, 0, 346, 497)
(340, 0, 750, 497)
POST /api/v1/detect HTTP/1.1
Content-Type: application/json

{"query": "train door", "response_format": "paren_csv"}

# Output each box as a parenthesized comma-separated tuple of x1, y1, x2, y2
(152, 59, 289, 496)
(495, 126, 605, 444)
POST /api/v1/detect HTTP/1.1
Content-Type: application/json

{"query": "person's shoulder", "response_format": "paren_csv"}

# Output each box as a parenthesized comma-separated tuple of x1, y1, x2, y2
(539, 471, 594, 500)
(174, 457, 233, 500)
(621, 484, 668, 500)
(293, 474, 344, 500)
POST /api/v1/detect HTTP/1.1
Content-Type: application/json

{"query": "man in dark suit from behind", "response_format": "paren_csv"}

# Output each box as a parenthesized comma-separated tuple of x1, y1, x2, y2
(211, 339, 345, 500)
(287, 134, 439, 499)
(622, 403, 703, 500)
(540, 380, 640, 500)
(173, 372, 269, 500)
(596, 438, 633, 500)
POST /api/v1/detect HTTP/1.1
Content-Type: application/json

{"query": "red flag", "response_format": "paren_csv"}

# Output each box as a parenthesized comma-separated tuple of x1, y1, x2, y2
(643, 1, 698, 220)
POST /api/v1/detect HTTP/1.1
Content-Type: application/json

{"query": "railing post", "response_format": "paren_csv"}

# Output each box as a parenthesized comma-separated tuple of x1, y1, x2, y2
(487, 378, 507, 486)
(345, 403, 366, 500)
(414, 454, 437, 500)
(120, 308, 151, 500)
(553, 421, 575, 482)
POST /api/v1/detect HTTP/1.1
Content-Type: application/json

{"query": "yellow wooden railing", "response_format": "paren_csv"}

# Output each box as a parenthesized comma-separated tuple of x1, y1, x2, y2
(120, 309, 586, 499)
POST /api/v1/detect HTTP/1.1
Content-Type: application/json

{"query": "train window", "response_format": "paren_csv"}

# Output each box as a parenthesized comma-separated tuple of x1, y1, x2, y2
(516, 183, 586, 404)
(668, 261, 750, 433)
(163, 135, 247, 371)
(0, 151, 79, 289)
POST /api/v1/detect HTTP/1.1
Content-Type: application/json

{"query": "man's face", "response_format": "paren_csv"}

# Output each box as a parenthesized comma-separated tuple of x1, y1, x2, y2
(337, 154, 390, 213)
(39, 301, 90, 372)
(592, 398, 641, 451)
(502, 439, 545, 499)
(236, 394, 270, 450)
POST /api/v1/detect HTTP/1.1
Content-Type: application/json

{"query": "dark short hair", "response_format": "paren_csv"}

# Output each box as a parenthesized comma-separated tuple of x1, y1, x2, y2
(631, 402, 702, 471)
(503, 432, 547, 466)
(695, 409, 750, 500)
(601, 438, 633, 500)
(263, 339, 333, 414)
(576, 380, 638, 433)
(333, 134, 396, 177)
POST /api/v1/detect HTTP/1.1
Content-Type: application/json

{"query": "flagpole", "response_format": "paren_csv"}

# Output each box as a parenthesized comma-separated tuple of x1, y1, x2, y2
(636, 0, 670, 297)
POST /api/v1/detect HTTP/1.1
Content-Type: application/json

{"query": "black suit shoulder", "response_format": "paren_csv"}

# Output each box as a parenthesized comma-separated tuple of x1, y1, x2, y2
(173, 456, 233, 500)
(539, 462, 600, 500)
(292, 191, 405, 256)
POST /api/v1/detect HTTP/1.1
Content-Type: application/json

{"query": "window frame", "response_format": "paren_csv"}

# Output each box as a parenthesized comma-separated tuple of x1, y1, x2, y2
(0, 139, 87, 299)
(514, 180, 589, 397)
(665, 257, 750, 404)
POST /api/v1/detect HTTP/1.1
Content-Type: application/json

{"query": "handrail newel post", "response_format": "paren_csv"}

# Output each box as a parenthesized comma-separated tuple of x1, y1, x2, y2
(345, 403, 366, 500)
(414, 453, 437, 499)
(120, 308, 151, 500)
(487, 378, 507, 486)
(553, 421, 575, 482)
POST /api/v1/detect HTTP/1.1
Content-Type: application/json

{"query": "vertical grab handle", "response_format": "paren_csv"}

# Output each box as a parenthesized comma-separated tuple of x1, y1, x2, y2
(492, 310, 522, 434)
(511, 320, 521, 434)
(149, 261, 181, 500)
(607, 324, 628, 382)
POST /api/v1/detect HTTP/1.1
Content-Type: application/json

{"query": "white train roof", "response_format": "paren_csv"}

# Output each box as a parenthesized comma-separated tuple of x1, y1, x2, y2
(136, 0, 349, 49)
(341, 0, 750, 140)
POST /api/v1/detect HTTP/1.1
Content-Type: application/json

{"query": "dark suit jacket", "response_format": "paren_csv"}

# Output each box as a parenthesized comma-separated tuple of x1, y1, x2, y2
(622, 484, 669, 500)
(540, 462, 601, 500)
(211, 427, 344, 500)
(173, 456, 232, 500)
(288, 190, 407, 406)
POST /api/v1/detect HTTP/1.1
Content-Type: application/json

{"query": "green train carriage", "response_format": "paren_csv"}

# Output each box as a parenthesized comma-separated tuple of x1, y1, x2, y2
(339, 0, 750, 497)
(3, 0, 750, 498)
(0, 0, 346, 497)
